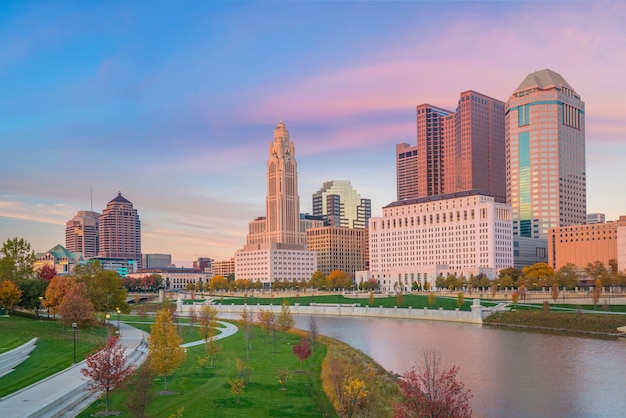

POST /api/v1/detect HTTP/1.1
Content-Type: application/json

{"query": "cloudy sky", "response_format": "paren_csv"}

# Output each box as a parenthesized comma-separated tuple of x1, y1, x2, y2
(1, 1, 625, 266)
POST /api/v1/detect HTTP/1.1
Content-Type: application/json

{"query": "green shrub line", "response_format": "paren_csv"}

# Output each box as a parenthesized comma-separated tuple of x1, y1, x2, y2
(0, 313, 109, 398)
(484, 311, 626, 335)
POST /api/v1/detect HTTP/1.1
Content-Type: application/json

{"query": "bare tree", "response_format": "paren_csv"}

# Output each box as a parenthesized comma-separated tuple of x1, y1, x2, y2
(308, 316, 318, 352)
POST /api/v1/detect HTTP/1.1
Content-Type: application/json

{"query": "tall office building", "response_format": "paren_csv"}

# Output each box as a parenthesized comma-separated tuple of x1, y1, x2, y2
(143, 253, 172, 269)
(65, 210, 100, 258)
(98, 192, 142, 268)
(397, 91, 505, 203)
(235, 122, 316, 287)
(312, 180, 371, 229)
(506, 69, 586, 239)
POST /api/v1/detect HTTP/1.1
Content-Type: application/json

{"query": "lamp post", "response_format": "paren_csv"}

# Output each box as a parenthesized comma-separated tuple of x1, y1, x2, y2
(38, 296, 43, 319)
(116, 307, 121, 336)
(72, 322, 77, 364)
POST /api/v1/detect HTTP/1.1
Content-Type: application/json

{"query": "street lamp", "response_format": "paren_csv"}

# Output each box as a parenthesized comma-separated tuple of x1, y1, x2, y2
(72, 322, 77, 364)
(38, 296, 43, 319)
(116, 307, 121, 336)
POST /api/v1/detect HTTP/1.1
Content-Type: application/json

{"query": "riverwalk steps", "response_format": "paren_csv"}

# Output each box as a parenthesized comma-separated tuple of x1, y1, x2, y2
(0, 322, 149, 418)
(0, 337, 37, 378)
(177, 298, 497, 324)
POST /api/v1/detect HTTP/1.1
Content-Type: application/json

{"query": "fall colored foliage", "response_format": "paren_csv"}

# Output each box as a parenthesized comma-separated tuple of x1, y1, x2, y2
(277, 300, 295, 334)
(44, 275, 77, 317)
(57, 282, 96, 328)
(395, 350, 472, 418)
(149, 308, 186, 392)
(81, 336, 135, 414)
(293, 337, 311, 371)
(0, 279, 22, 313)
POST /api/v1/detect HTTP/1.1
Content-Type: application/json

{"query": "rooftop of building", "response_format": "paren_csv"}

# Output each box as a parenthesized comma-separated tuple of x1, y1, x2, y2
(384, 189, 490, 208)
(36, 244, 82, 260)
(515, 68, 573, 92)
(109, 191, 132, 205)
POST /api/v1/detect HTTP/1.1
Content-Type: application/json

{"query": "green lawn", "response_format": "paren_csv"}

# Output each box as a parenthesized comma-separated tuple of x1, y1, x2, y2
(194, 293, 493, 311)
(79, 320, 335, 417)
(0, 313, 109, 398)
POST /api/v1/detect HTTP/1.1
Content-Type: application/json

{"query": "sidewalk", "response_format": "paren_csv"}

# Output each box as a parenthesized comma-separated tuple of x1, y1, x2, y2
(0, 321, 149, 418)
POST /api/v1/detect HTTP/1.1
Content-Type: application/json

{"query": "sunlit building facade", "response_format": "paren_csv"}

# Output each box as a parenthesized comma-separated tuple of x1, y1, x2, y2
(312, 180, 371, 229)
(65, 210, 100, 258)
(98, 192, 142, 269)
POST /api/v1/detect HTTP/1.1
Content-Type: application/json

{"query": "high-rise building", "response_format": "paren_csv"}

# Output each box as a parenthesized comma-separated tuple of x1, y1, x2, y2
(235, 122, 317, 287)
(361, 190, 513, 292)
(312, 180, 371, 229)
(65, 210, 100, 258)
(397, 91, 506, 203)
(143, 253, 172, 269)
(506, 69, 586, 239)
(306, 226, 366, 276)
(98, 192, 142, 268)
(193, 257, 213, 272)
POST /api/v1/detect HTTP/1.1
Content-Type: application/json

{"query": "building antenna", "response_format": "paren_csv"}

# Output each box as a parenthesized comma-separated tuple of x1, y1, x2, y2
(90, 187, 93, 212)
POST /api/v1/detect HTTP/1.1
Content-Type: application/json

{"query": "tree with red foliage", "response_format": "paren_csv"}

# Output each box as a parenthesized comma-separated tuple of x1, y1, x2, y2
(292, 337, 311, 371)
(395, 350, 472, 418)
(81, 336, 135, 415)
(38, 264, 57, 281)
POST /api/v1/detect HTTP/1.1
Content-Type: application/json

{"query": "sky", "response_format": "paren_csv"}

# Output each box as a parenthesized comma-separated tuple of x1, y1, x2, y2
(1, 1, 625, 267)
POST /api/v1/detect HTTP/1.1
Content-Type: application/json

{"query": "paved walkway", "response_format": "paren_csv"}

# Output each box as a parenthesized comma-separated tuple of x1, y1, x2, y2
(1, 322, 149, 418)
(1, 319, 238, 418)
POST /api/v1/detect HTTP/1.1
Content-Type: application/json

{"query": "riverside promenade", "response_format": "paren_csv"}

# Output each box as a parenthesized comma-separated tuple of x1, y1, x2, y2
(1, 322, 149, 418)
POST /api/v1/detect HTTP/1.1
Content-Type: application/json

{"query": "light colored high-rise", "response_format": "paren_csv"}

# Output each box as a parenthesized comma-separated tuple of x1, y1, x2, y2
(98, 192, 142, 268)
(65, 210, 100, 258)
(506, 69, 586, 239)
(312, 180, 371, 229)
(361, 190, 513, 292)
(306, 226, 366, 276)
(397, 91, 505, 203)
(235, 122, 316, 287)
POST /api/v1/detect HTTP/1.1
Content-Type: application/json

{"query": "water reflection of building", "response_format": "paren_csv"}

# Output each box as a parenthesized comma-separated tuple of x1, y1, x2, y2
(361, 190, 513, 292)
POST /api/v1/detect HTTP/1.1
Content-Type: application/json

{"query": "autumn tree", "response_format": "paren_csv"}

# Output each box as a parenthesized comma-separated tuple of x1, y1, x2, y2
(277, 300, 295, 335)
(241, 307, 254, 359)
(397, 292, 404, 306)
(83, 269, 129, 316)
(551, 284, 560, 303)
(124, 365, 155, 418)
(327, 270, 352, 290)
(276, 368, 289, 389)
(592, 278, 602, 310)
(522, 262, 555, 289)
(0, 237, 36, 282)
(44, 275, 76, 317)
(149, 308, 186, 393)
(57, 282, 97, 329)
(198, 305, 218, 343)
(0, 279, 22, 314)
(229, 358, 252, 404)
(395, 350, 472, 418)
(456, 292, 464, 309)
(38, 264, 57, 281)
(309, 271, 327, 289)
(341, 376, 368, 418)
(293, 337, 311, 371)
(209, 275, 228, 292)
(511, 290, 519, 305)
(81, 336, 135, 415)
(308, 315, 318, 352)
(427, 292, 436, 307)
(258, 309, 275, 341)
(368, 290, 374, 306)
(556, 263, 580, 289)
(586, 261, 611, 287)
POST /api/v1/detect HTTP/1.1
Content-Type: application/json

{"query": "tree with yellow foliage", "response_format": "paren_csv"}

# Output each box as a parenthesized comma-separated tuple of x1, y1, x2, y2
(149, 308, 186, 393)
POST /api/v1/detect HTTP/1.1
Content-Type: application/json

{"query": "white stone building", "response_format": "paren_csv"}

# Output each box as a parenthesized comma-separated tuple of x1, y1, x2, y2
(362, 190, 513, 292)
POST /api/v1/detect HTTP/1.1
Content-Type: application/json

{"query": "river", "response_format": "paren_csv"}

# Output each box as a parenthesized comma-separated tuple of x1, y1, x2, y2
(219, 312, 626, 417)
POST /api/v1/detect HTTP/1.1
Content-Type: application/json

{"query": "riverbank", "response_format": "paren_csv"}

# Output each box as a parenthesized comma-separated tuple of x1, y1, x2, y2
(483, 311, 626, 337)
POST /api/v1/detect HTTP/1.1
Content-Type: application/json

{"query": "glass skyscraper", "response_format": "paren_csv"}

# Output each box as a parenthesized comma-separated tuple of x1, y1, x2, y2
(506, 69, 586, 239)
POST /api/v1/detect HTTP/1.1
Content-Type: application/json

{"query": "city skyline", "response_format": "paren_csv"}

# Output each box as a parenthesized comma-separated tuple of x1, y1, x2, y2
(1, 2, 625, 266)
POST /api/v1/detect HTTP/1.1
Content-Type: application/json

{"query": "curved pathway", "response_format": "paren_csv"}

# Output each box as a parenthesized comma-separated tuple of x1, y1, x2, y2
(0, 319, 238, 417)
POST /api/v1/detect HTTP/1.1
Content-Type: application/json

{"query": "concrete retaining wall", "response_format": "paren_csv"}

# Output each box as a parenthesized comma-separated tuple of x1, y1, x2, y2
(191, 299, 492, 324)
(0, 338, 37, 378)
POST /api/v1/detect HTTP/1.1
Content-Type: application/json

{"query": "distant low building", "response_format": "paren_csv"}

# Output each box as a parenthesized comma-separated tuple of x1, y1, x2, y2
(34, 244, 83, 275)
(213, 258, 235, 277)
(142, 253, 172, 269)
(548, 215, 626, 278)
(127, 267, 211, 291)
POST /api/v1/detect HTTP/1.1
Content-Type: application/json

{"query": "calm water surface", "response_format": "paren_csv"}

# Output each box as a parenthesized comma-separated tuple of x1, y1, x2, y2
(219, 313, 626, 417)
